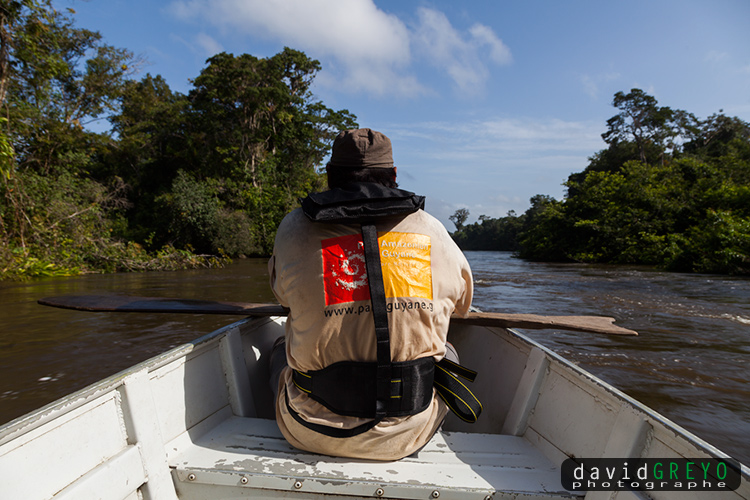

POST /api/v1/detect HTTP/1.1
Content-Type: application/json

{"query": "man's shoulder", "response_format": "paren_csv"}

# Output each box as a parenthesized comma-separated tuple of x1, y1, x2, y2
(278, 208, 309, 230)
(282, 207, 306, 221)
(401, 209, 451, 235)
(275, 208, 312, 243)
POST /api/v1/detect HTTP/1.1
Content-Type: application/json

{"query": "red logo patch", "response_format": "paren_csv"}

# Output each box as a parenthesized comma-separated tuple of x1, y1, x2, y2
(321, 234, 370, 306)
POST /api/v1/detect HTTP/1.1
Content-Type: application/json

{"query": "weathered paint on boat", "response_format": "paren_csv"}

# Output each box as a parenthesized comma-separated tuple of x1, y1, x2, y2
(0, 317, 747, 499)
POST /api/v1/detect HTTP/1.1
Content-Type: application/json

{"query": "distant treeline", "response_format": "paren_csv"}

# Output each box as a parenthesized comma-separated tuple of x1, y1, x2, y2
(1, 2, 356, 279)
(451, 89, 750, 275)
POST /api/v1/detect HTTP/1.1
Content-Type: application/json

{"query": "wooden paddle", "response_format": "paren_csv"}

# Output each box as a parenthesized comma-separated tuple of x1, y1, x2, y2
(38, 294, 637, 336)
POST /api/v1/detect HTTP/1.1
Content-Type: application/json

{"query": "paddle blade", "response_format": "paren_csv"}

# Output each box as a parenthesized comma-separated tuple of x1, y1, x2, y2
(38, 295, 289, 317)
(453, 312, 638, 336)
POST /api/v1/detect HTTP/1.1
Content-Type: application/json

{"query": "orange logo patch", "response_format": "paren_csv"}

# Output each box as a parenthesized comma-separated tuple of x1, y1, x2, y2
(322, 232, 432, 306)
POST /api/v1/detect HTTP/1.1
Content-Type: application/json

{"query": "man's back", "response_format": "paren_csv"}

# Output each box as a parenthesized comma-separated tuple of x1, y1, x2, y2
(269, 207, 472, 460)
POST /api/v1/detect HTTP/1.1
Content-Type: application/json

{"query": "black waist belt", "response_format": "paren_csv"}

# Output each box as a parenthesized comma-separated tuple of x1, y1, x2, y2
(292, 357, 435, 418)
(286, 356, 482, 438)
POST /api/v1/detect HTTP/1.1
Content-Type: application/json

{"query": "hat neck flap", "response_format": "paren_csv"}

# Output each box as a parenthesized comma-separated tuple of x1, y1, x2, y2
(301, 182, 425, 224)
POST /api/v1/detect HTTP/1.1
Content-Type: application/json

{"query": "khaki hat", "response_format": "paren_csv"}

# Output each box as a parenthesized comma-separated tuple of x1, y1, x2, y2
(327, 128, 394, 169)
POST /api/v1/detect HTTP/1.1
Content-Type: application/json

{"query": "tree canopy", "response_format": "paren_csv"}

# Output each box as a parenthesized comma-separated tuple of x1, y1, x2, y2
(0, 2, 356, 278)
(451, 90, 750, 275)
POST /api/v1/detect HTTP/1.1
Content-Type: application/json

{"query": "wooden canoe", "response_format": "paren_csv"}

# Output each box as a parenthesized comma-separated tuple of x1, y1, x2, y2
(0, 316, 746, 499)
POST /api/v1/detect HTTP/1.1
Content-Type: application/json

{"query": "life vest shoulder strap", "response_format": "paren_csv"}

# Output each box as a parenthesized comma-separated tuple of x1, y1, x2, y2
(434, 359, 483, 424)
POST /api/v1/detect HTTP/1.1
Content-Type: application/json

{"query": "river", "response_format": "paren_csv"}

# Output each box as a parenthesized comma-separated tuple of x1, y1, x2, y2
(1, 252, 749, 464)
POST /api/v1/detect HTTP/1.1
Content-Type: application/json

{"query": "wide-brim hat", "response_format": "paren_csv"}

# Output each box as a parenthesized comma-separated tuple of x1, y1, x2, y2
(327, 128, 394, 169)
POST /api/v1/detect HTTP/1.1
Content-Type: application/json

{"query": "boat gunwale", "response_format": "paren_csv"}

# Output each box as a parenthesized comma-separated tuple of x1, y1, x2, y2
(0, 316, 261, 447)
(500, 326, 749, 477)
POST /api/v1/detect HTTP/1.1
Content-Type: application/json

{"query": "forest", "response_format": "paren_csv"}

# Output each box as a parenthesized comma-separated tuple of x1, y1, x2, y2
(0, 1, 356, 279)
(3, 2, 749, 280)
(451, 89, 750, 275)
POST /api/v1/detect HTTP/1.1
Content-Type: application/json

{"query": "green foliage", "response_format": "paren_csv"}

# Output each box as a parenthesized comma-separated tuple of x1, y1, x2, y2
(517, 90, 750, 275)
(0, 5, 354, 279)
(602, 89, 698, 165)
(674, 210, 750, 274)
(515, 195, 569, 261)
(156, 170, 220, 252)
(451, 209, 526, 251)
(168, 48, 354, 255)
(0, 167, 226, 280)
(6, 4, 132, 175)
(0, 118, 13, 179)
(4, 247, 79, 279)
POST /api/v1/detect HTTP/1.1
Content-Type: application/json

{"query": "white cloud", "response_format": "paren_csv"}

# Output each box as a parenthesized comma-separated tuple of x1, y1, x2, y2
(580, 71, 620, 99)
(392, 117, 603, 161)
(384, 117, 600, 226)
(167, 1, 510, 96)
(168, 0, 417, 95)
(195, 33, 223, 56)
(704, 50, 730, 63)
(315, 62, 427, 98)
(469, 24, 512, 65)
(412, 7, 512, 93)
(580, 75, 598, 99)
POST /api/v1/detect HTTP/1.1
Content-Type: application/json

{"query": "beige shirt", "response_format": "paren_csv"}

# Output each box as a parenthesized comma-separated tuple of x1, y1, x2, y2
(268, 207, 473, 460)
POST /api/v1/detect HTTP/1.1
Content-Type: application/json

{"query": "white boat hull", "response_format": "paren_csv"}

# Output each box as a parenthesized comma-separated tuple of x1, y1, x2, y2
(1, 317, 747, 499)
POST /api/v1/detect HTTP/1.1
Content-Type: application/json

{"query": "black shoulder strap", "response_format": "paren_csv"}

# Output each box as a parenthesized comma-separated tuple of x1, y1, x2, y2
(360, 223, 391, 420)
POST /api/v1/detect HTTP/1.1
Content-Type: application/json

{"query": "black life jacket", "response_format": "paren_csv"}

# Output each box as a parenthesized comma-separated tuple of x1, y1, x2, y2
(285, 182, 481, 438)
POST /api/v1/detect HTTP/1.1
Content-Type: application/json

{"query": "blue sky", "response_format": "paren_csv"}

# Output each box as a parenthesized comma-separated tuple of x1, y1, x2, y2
(57, 0, 750, 229)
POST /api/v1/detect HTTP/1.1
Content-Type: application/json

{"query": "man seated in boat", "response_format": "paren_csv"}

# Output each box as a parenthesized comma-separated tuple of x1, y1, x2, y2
(268, 128, 475, 460)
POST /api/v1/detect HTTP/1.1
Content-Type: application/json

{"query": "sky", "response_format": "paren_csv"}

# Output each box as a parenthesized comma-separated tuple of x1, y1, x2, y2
(55, 0, 750, 229)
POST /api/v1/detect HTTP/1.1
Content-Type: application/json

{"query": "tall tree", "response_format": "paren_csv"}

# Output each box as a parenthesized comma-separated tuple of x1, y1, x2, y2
(172, 48, 356, 254)
(105, 74, 189, 243)
(0, 1, 138, 276)
(449, 208, 470, 232)
(7, 4, 133, 173)
(0, 0, 54, 108)
(601, 89, 697, 165)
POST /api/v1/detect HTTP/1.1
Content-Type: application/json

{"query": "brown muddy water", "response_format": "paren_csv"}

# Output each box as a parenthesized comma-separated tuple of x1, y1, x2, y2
(1, 252, 748, 464)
